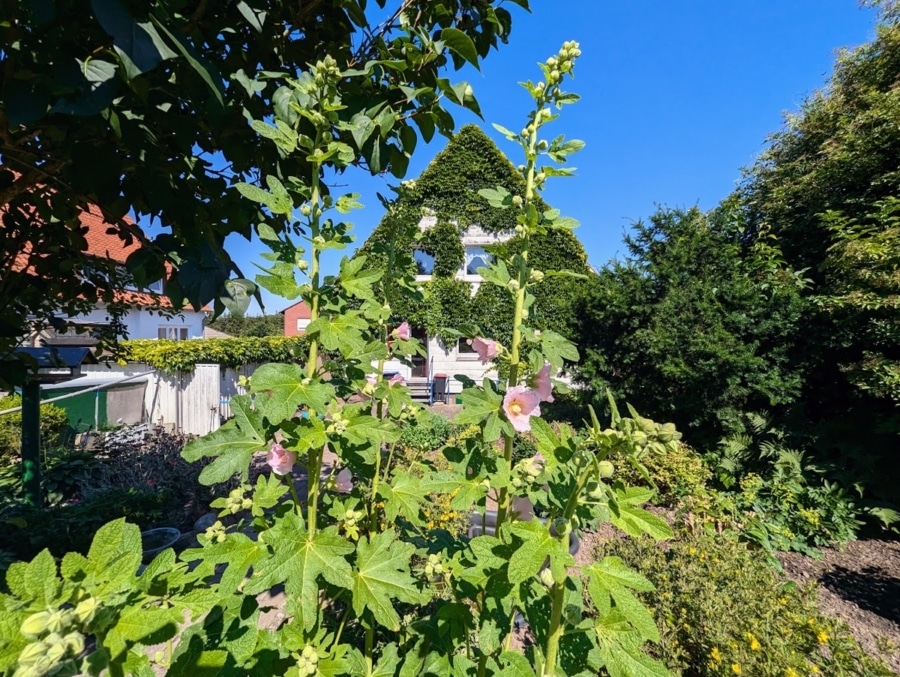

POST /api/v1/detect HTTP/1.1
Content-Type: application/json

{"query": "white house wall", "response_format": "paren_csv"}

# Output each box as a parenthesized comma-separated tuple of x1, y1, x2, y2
(73, 305, 206, 340)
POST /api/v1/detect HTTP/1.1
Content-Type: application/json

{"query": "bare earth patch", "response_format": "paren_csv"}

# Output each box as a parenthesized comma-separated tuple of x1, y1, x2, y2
(778, 536, 900, 673)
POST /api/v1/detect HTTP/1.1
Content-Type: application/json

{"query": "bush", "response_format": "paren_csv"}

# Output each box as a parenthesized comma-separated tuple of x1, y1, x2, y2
(615, 442, 711, 508)
(0, 488, 174, 562)
(0, 394, 70, 465)
(599, 530, 895, 676)
(398, 410, 455, 454)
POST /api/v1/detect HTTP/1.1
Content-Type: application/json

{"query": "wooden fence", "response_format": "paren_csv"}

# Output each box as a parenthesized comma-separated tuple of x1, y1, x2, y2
(80, 363, 258, 436)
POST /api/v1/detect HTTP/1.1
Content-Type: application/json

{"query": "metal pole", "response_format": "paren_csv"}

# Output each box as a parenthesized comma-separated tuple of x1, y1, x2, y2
(21, 380, 41, 507)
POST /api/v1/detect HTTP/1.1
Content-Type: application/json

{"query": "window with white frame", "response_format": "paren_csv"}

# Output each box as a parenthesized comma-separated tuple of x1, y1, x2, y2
(413, 248, 436, 276)
(463, 247, 492, 276)
(457, 338, 479, 359)
(158, 326, 188, 340)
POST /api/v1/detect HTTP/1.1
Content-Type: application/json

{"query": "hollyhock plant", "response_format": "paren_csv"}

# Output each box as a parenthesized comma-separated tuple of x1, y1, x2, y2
(393, 322, 411, 340)
(335, 468, 354, 493)
(502, 386, 542, 433)
(389, 373, 406, 387)
(532, 362, 555, 402)
(267, 441, 296, 476)
(471, 337, 499, 365)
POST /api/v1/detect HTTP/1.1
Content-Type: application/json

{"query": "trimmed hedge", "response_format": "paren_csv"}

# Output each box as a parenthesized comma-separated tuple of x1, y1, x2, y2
(120, 336, 309, 372)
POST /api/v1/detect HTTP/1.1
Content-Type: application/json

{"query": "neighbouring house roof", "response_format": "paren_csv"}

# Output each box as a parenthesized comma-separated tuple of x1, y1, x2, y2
(279, 300, 312, 316)
(203, 326, 233, 339)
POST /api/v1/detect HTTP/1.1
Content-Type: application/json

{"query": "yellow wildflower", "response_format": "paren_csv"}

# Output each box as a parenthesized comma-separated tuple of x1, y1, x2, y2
(749, 635, 761, 651)
(731, 663, 742, 675)
(710, 647, 722, 663)
(817, 630, 829, 645)
(785, 669, 798, 677)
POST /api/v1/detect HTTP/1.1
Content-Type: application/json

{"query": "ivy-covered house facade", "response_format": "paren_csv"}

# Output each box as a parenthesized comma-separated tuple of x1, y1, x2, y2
(361, 125, 590, 398)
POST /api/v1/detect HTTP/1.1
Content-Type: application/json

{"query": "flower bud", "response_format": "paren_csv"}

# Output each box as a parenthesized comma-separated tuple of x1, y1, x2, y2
(18, 642, 47, 666)
(46, 609, 72, 634)
(512, 195, 523, 207)
(598, 461, 615, 478)
(297, 260, 309, 271)
(508, 279, 520, 291)
(20, 611, 51, 638)
(537, 140, 548, 151)
(300, 204, 312, 216)
(536, 172, 546, 183)
(64, 632, 85, 655)
(552, 517, 571, 538)
(539, 568, 555, 588)
(529, 270, 545, 283)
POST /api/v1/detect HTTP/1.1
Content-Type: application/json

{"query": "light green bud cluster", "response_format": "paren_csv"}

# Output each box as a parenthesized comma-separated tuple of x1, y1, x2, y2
(300, 203, 312, 217)
(342, 509, 362, 528)
(326, 413, 348, 435)
(296, 644, 320, 677)
(529, 270, 545, 283)
(17, 606, 86, 677)
(424, 553, 445, 578)
(204, 520, 227, 544)
(225, 487, 253, 514)
(312, 54, 341, 89)
(512, 195, 523, 207)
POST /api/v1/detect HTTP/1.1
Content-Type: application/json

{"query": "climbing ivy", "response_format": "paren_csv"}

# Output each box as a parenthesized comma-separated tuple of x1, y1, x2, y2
(361, 125, 590, 344)
(419, 221, 465, 277)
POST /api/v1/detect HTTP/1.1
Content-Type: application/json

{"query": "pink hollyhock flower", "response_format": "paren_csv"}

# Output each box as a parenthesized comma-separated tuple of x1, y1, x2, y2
(531, 362, 555, 403)
(532, 452, 546, 471)
(366, 374, 378, 386)
(502, 386, 542, 433)
(267, 441, 296, 476)
(389, 373, 406, 387)
(471, 337, 499, 365)
(393, 322, 411, 340)
(336, 468, 354, 493)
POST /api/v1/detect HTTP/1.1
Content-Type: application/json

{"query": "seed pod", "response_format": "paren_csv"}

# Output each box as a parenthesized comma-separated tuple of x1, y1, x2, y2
(598, 461, 615, 478)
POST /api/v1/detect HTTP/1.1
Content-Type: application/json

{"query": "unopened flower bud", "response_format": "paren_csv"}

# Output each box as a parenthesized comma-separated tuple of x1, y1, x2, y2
(512, 195, 523, 207)
(18, 642, 47, 666)
(300, 204, 312, 216)
(64, 632, 85, 655)
(508, 279, 520, 291)
(529, 270, 545, 283)
(598, 461, 615, 478)
(297, 260, 309, 271)
(20, 611, 51, 638)
(74, 597, 100, 625)
(539, 568, 555, 588)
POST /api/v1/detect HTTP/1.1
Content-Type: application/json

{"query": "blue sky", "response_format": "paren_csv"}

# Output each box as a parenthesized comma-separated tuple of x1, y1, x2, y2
(229, 0, 881, 315)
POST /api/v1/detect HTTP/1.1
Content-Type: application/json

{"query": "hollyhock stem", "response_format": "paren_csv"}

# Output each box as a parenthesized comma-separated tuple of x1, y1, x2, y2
(495, 285, 525, 530)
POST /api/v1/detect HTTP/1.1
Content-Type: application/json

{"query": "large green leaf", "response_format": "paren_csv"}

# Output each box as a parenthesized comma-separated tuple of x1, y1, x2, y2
(351, 531, 426, 631)
(249, 363, 335, 420)
(586, 557, 658, 642)
(181, 419, 264, 485)
(87, 519, 143, 596)
(507, 520, 573, 585)
(594, 611, 668, 677)
(245, 515, 353, 631)
(306, 312, 369, 356)
(440, 28, 480, 69)
(378, 472, 427, 527)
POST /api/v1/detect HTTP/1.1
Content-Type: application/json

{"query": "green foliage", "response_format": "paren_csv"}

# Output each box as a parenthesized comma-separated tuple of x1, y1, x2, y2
(398, 410, 456, 453)
(600, 530, 896, 676)
(734, 20, 900, 505)
(0, 489, 174, 562)
(0, 41, 676, 677)
(0, 0, 523, 388)
(0, 394, 69, 465)
(573, 206, 807, 449)
(206, 313, 284, 337)
(419, 221, 465, 277)
(615, 443, 711, 509)
(362, 125, 590, 344)
(121, 336, 308, 372)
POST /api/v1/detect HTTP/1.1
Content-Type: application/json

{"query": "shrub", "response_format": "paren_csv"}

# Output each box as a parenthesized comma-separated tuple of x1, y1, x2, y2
(615, 441, 711, 508)
(0, 394, 70, 464)
(599, 530, 895, 676)
(0, 488, 174, 562)
(398, 409, 455, 454)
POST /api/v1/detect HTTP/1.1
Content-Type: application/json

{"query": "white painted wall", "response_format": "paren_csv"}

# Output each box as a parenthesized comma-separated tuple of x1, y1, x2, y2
(73, 304, 206, 340)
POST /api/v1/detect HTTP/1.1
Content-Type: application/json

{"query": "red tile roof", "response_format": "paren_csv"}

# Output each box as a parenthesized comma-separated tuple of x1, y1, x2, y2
(79, 205, 141, 264)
